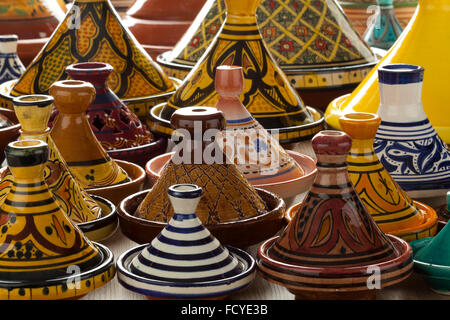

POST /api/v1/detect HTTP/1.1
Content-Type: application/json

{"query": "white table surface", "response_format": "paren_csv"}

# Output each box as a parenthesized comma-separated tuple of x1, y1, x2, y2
(82, 140, 449, 300)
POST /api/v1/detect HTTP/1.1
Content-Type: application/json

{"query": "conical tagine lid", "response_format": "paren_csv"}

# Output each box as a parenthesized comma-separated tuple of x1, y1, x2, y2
(257, 130, 413, 296)
(159, 0, 377, 87)
(214, 65, 304, 184)
(10, 0, 174, 102)
(373, 64, 450, 197)
(339, 112, 438, 240)
(0, 140, 103, 281)
(131, 184, 242, 281)
(0, 94, 101, 224)
(271, 131, 398, 267)
(49, 80, 130, 189)
(64, 62, 154, 151)
(136, 106, 267, 224)
(155, 0, 324, 144)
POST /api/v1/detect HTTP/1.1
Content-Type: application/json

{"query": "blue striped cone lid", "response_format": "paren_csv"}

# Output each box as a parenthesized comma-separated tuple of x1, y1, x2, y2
(130, 184, 243, 283)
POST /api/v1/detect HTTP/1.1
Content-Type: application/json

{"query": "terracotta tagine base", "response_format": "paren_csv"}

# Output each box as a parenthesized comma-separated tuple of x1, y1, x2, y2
(86, 159, 146, 206)
(118, 188, 285, 248)
(148, 103, 325, 145)
(0, 108, 20, 163)
(145, 150, 317, 206)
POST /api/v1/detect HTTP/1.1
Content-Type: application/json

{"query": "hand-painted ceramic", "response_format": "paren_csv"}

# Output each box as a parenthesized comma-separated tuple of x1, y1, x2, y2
(0, 108, 20, 164)
(0, 139, 115, 300)
(157, 0, 380, 110)
(149, 0, 325, 144)
(326, 0, 450, 145)
(123, 0, 206, 58)
(3, 0, 176, 121)
(117, 184, 256, 299)
(214, 66, 312, 199)
(372, 64, 450, 198)
(257, 130, 413, 299)
(410, 209, 450, 295)
(111, 0, 136, 16)
(145, 150, 317, 207)
(363, 0, 403, 49)
(60, 62, 166, 167)
(339, 112, 438, 242)
(0, 94, 102, 223)
(0, 35, 25, 85)
(122, 107, 286, 247)
(338, 0, 417, 36)
(139, 107, 267, 223)
(0, 0, 66, 66)
(49, 80, 131, 189)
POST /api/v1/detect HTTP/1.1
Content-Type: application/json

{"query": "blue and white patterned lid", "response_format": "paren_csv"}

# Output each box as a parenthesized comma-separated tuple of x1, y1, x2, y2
(130, 184, 243, 283)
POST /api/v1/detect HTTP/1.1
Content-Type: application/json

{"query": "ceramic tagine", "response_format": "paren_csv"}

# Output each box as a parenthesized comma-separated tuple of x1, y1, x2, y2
(410, 204, 450, 295)
(1, 0, 177, 121)
(373, 64, 450, 198)
(49, 80, 146, 205)
(61, 62, 166, 167)
(0, 139, 115, 300)
(117, 184, 256, 299)
(214, 65, 317, 203)
(363, 0, 403, 49)
(0, 94, 118, 241)
(338, 0, 417, 36)
(0, 35, 25, 86)
(157, 0, 380, 111)
(123, 0, 206, 58)
(0, 0, 66, 66)
(326, 0, 450, 145)
(119, 107, 286, 248)
(257, 130, 413, 300)
(339, 112, 438, 242)
(146, 66, 318, 205)
(150, 0, 325, 145)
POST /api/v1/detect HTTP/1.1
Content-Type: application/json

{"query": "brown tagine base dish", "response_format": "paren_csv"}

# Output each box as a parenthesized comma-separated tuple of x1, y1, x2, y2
(86, 159, 146, 206)
(118, 188, 286, 248)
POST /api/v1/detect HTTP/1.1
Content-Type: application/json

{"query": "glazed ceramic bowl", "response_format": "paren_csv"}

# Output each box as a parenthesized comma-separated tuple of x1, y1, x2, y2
(145, 150, 317, 205)
(118, 188, 286, 248)
(79, 195, 118, 242)
(107, 136, 168, 168)
(411, 237, 450, 295)
(0, 108, 20, 163)
(117, 244, 256, 299)
(86, 159, 146, 206)
(148, 103, 326, 145)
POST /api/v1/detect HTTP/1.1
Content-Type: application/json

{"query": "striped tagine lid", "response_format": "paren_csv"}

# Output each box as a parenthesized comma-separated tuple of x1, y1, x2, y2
(257, 130, 413, 298)
(339, 112, 438, 242)
(0, 139, 115, 300)
(374, 64, 450, 198)
(117, 184, 256, 299)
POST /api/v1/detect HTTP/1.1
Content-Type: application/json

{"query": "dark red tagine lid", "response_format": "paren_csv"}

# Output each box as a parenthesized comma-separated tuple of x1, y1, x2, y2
(62, 62, 154, 152)
(257, 130, 413, 299)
